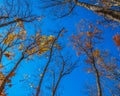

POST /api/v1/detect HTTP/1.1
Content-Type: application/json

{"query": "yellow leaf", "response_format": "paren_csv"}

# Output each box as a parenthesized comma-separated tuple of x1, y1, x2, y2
(4, 33, 17, 45)
(26, 47, 37, 55)
(86, 32, 92, 37)
(31, 47, 37, 53)
(41, 47, 49, 52)
(48, 35, 54, 40)
(19, 30, 26, 35)
(93, 49, 100, 58)
(0, 63, 3, 68)
(18, 44, 24, 50)
(41, 36, 47, 40)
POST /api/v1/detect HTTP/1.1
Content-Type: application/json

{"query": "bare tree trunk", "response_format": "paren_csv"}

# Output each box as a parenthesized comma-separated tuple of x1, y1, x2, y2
(74, 0, 120, 22)
(90, 47, 102, 96)
(92, 63, 102, 96)
(35, 55, 52, 96)
(52, 74, 62, 96)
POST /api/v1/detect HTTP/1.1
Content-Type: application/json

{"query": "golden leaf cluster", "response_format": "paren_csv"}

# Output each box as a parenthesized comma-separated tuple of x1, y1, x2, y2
(3, 33, 17, 45)
(93, 49, 100, 58)
(26, 34, 55, 56)
(18, 43, 24, 50)
(86, 32, 92, 37)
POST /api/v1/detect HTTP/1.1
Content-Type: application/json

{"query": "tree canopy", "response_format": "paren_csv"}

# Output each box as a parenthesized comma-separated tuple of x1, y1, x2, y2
(0, 0, 120, 96)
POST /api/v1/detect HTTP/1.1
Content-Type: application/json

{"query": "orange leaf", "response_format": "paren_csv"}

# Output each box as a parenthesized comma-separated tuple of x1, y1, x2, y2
(93, 49, 100, 58)
(113, 34, 120, 46)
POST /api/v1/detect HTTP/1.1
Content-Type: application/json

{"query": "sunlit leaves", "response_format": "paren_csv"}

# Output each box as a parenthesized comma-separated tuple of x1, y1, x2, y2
(19, 29, 26, 35)
(26, 47, 37, 55)
(71, 24, 102, 58)
(18, 43, 24, 50)
(93, 49, 100, 58)
(25, 34, 56, 56)
(3, 33, 17, 45)
(86, 32, 92, 37)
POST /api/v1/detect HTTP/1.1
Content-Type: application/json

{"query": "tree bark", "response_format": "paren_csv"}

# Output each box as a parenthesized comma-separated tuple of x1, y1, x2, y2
(74, 1, 120, 22)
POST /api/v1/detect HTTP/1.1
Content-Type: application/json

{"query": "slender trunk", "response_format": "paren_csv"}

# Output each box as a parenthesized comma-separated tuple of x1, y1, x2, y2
(35, 36, 56, 96)
(52, 52, 65, 96)
(92, 63, 102, 96)
(52, 74, 62, 96)
(35, 28, 63, 96)
(0, 55, 24, 95)
(0, 48, 2, 64)
(74, 1, 120, 22)
(88, 37, 102, 96)
(90, 49, 102, 96)
(35, 57, 51, 96)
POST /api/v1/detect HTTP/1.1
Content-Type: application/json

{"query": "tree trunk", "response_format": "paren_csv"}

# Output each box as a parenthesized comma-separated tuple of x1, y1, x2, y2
(74, 1, 120, 22)
(92, 63, 102, 96)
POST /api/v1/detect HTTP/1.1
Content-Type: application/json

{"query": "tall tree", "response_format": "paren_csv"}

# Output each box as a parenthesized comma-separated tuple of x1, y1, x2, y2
(71, 21, 120, 96)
